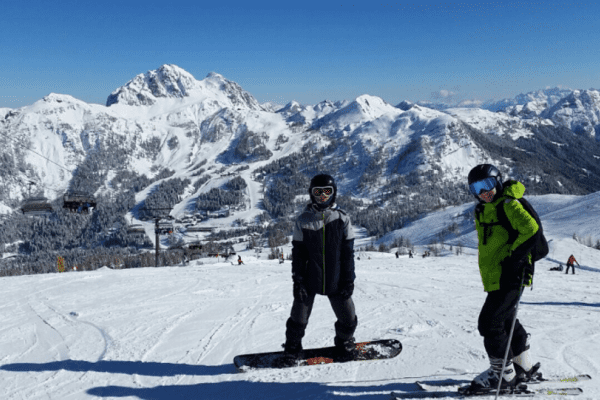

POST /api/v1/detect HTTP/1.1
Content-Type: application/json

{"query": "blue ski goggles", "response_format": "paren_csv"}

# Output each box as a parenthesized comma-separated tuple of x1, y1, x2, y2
(469, 177, 497, 196)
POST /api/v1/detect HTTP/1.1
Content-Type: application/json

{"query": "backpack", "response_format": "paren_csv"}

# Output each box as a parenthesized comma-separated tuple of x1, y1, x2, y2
(475, 197, 549, 284)
(496, 197, 549, 263)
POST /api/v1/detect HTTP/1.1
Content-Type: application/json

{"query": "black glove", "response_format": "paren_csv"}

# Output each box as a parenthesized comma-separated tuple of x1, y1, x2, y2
(521, 261, 534, 287)
(293, 280, 309, 303)
(501, 255, 533, 288)
(338, 282, 354, 300)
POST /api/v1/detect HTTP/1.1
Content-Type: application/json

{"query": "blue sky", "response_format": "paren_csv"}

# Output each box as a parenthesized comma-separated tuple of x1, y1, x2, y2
(1, 0, 599, 108)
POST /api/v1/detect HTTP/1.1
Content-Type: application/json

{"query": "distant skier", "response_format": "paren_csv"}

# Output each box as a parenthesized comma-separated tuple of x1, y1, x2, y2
(395, 251, 399, 259)
(238, 255, 244, 265)
(565, 254, 579, 275)
(281, 174, 358, 366)
(409, 250, 413, 258)
(279, 253, 285, 264)
(465, 164, 542, 392)
(549, 264, 563, 272)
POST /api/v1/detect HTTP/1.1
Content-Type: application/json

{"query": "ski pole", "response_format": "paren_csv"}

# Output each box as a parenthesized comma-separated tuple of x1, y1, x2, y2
(495, 271, 526, 400)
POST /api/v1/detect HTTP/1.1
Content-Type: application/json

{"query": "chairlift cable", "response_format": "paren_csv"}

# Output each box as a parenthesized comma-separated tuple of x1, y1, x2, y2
(0, 130, 73, 174)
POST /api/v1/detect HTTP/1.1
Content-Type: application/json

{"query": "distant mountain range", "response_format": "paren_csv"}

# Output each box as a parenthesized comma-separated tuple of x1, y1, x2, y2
(1, 64, 600, 271)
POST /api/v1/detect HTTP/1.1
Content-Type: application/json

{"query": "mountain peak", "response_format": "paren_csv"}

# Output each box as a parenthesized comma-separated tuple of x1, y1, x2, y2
(42, 93, 80, 104)
(106, 64, 199, 107)
(205, 71, 225, 80)
(542, 89, 600, 140)
(106, 65, 262, 111)
(396, 100, 414, 111)
(201, 72, 263, 111)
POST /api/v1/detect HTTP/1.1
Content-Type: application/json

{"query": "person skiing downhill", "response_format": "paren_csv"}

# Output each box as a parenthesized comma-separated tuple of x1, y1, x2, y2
(465, 164, 542, 391)
(281, 174, 358, 366)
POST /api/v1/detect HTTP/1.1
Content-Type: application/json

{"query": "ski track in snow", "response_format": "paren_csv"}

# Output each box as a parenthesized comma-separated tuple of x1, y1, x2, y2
(1, 237, 600, 399)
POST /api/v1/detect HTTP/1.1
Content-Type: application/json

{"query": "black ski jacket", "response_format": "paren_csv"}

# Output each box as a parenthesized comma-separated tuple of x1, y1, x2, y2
(291, 203, 355, 296)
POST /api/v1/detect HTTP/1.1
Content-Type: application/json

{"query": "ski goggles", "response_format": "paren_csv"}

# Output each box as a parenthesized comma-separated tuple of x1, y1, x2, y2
(468, 177, 497, 196)
(312, 186, 334, 197)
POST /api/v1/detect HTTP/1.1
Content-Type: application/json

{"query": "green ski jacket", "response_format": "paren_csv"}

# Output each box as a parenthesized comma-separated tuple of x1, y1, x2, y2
(475, 181, 539, 292)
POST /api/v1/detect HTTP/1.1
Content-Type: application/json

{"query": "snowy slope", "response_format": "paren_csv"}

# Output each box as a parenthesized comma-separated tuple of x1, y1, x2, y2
(1, 193, 599, 400)
(444, 107, 539, 140)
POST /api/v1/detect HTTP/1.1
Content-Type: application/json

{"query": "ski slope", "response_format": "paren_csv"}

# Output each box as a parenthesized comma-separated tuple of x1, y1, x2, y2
(1, 193, 599, 400)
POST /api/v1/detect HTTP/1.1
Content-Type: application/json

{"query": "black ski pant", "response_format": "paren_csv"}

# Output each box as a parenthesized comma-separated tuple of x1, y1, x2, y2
(478, 288, 528, 360)
(566, 263, 575, 274)
(286, 292, 357, 345)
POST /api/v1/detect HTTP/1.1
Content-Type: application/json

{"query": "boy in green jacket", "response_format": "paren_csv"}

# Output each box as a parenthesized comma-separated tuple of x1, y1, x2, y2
(466, 164, 541, 391)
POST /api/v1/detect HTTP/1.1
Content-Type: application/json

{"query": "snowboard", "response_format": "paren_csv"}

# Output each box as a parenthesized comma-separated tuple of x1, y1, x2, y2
(234, 339, 402, 371)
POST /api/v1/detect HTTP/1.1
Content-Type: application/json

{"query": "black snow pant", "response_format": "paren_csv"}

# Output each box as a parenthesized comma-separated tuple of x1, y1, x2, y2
(566, 263, 575, 274)
(285, 292, 357, 346)
(478, 288, 528, 360)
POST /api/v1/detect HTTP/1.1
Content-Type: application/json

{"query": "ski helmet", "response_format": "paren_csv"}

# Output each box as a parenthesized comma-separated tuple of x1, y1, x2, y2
(467, 164, 503, 199)
(309, 174, 337, 209)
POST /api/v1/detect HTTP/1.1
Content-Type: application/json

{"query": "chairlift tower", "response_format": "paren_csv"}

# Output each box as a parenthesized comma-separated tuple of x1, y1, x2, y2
(143, 207, 174, 268)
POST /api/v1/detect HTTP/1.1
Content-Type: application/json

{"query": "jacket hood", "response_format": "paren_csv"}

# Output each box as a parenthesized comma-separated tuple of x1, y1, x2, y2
(501, 180, 526, 199)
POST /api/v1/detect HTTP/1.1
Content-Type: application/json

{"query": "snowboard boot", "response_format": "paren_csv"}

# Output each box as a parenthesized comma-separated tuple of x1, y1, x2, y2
(334, 315, 358, 361)
(334, 336, 358, 361)
(278, 340, 303, 367)
(470, 357, 519, 391)
(513, 336, 542, 382)
(278, 318, 306, 367)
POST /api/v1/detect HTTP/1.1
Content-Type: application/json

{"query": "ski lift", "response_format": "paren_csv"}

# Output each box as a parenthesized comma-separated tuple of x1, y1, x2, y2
(187, 226, 214, 232)
(127, 224, 145, 234)
(20, 197, 53, 216)
(63, 192, 96, 214)
(187, 241, 203, 252)
(20, 181, 53, 216)
(155, 223, 174, 235)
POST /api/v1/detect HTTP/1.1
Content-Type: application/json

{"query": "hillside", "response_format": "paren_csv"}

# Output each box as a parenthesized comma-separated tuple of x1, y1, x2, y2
(2, 65, 600, 273)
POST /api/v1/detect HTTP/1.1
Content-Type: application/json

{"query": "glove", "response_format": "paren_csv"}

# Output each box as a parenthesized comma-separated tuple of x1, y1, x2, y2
(338, 282, 354, 300)
(293, 280, 309, 303)
(501, 255, 533, 288)
(522, 262, 534, 287)
(500, 255, 523, 288)
(500, 255, 520, 274)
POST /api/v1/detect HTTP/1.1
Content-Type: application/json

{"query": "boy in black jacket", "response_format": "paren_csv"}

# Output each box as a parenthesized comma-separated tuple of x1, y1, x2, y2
(282, 174, 357, 365)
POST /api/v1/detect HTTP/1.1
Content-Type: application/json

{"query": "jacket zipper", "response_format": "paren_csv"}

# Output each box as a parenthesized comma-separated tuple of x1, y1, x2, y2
(322, 213, 326, 294)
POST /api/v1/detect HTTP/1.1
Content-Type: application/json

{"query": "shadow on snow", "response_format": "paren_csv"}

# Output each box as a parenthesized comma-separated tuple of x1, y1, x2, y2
(522, 301, 600, 308)
(84, 380, 423, 400)
(0, 360, 473, 399)
(0, 359, 234, 377)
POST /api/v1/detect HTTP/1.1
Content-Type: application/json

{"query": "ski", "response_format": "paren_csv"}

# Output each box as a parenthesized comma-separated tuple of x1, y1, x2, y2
(414, 374, 591, 390)
(529, 374, 592, 385)
(391, 386, 583, 399)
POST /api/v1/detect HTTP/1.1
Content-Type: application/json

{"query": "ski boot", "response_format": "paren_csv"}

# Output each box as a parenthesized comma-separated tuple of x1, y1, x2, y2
(513, 335, 543, 382)
(460, 357, 520, 395)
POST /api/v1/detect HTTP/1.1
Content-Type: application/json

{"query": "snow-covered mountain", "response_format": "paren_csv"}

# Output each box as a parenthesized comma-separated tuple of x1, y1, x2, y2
(1, 65, 600, 266)
(482, 87, 574, 112)
(106, 65, 263, 111)
(541, 90, 600, 141)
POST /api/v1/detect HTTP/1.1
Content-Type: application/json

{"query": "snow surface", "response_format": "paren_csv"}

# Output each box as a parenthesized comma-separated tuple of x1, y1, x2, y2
(1, 194, 599, 400)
